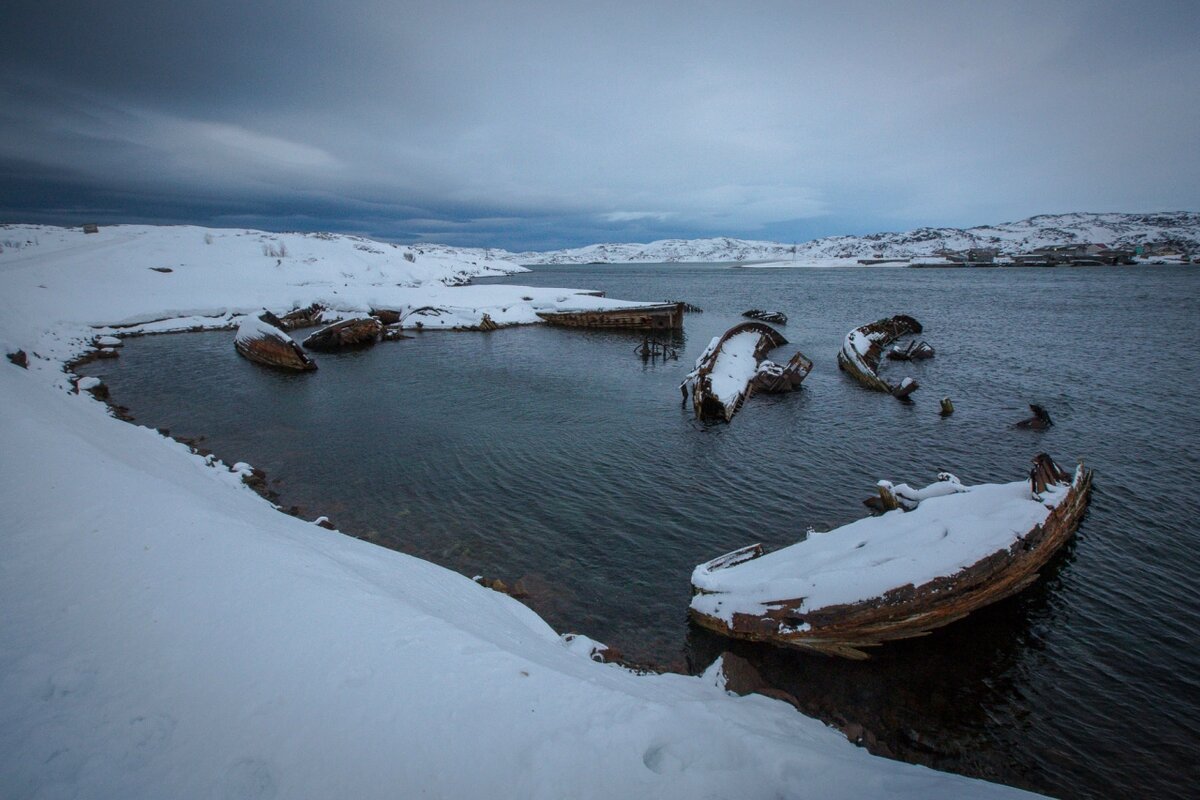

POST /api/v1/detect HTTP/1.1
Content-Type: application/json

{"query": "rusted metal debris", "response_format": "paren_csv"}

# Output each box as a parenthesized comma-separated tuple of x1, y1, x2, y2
(682, 321, 812, 422)
(886, 340, 935, 361)
(689, 454, 1094, 658)
(537, 302, 684, 331)
(836, 315, 924, 398)
(666, 300, 703, 312)
(234, 311, 317, 371)
(743, 309, 787, 324)
(302, 316, 384, 351)
(1015, 403, 1053, 430)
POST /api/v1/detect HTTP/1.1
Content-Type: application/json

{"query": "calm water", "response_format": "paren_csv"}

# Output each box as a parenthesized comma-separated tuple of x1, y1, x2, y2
(80, 263, 1200, 799)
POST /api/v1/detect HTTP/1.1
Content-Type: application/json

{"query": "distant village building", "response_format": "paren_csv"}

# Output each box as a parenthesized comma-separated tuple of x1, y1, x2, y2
(82, 223, 99, 234)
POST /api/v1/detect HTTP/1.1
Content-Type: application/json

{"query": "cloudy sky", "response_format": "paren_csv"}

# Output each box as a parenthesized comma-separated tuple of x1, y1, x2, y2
(2, 1, 1197, 250)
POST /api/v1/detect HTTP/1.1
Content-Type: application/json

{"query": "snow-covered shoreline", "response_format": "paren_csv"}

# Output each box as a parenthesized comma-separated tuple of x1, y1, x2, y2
(0, 224, 1041, 797)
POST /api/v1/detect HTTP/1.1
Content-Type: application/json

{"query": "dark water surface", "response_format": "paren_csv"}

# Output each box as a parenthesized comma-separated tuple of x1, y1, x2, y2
(81, 263, 1200, 799)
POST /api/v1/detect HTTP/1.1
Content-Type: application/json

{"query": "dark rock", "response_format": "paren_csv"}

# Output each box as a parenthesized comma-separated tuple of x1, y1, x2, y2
(6, 350, 28, 368)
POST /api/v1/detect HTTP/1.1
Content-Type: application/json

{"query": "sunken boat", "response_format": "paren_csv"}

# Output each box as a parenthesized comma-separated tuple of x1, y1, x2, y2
(690, 454, 1093, 658)
(682, 321, 812, 422)
(234, 311, 317, 371)
(836, 314, 923, 398)
(536, 302, 684, 331)
(302, 316, 384, 351)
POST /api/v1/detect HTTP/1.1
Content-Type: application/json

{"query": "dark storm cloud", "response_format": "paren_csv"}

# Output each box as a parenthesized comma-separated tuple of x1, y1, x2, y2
(2, 1, 1198, 249)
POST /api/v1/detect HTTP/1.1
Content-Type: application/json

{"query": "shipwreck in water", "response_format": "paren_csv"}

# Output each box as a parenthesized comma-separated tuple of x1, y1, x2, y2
(689, 454, 1093, 658)
(536, 302, 684, 331)
(234, 311, 317, 371)
(682, 321, 812, 422)
(837, 315, 924, 398)
(302, 316, 384, 351)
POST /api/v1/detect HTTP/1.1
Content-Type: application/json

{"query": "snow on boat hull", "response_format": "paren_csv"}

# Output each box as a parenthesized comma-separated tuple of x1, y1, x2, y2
(690, 455, 1093, 659)
(836, 314, 922, 397)
(234, 311, 317, 371)
(684, 321, 812, 422)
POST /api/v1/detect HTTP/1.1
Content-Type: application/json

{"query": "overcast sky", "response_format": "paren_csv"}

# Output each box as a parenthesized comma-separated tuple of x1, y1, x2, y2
(2, 1, 1197, 250)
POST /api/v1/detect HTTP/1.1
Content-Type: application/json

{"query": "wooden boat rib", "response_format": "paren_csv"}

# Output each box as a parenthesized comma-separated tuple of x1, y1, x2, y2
(836, 314, 922, 396)
(690, 454, 1093, 658)
(536, 302, 684, 331)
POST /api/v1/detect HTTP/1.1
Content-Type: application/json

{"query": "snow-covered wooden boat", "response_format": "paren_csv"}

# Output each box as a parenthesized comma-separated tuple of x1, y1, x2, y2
(302, 316, 384, 351)
(690, 454, 1093, 658)
(836, 315, 923, 397)
(234, 311, 317, 371)
(682, 321, 812, 422)
(536, 302, 684, 331)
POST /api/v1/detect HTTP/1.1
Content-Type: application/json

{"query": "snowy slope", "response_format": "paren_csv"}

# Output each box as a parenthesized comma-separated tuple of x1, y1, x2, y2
(0, 223, 1042, 798)
(507, 212, 1200, 263)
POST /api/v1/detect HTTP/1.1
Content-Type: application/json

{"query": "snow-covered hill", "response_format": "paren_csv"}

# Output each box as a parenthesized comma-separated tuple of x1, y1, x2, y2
(507, 212, 1200, 264)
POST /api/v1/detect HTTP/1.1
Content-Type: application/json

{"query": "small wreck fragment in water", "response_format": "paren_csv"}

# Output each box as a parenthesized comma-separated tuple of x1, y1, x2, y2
(689, 454, 1092, 658)
(886, 339, 935, 361)
(837, 315, 924, 398)
(302, 316, 384, 351)
(234, 311, 317, 371)
(1015, 403, 1054, 430)
(743, 309, 787, 325)
(682, 321, 812, 422)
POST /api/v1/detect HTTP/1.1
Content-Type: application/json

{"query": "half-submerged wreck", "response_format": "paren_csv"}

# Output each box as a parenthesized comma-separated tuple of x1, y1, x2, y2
(690, 454, 1093, 658)
(682, 321, 812, 422)
(837, 315, 923, 398)
(234, 311, 317, 371)
(302, 316, 384, 351)
(536, 302, 684, 331)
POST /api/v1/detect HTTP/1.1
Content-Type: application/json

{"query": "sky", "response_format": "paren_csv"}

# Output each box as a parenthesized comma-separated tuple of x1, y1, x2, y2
(1, 1, 1198, 251)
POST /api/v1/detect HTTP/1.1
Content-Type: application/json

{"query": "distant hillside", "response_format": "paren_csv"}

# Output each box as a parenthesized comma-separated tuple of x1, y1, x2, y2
(507, 212, 1200, 264)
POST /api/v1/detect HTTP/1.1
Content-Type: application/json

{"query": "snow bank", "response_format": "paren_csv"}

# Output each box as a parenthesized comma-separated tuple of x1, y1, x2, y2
(0, 224, 1041, 798)
(692, 475, 1072, 623)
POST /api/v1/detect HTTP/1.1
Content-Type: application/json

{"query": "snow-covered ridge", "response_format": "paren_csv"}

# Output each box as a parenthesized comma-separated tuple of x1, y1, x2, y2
(505, 212, 1200, 263)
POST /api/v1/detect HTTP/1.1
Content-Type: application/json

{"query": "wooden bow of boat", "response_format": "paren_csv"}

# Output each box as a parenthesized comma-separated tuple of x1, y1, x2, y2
(689, 454, 1093, 658)
(234, 311, 317, 372)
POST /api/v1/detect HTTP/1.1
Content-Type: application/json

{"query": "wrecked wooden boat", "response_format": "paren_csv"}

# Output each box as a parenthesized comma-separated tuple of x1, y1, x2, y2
(536, 302, 684, 331)
(302, 316, 384, 351)
(690, 454, 1093, 658)
(682, 321, 812, 422)
(837, 315, 923, 398)
(234, 311, 317, 371)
